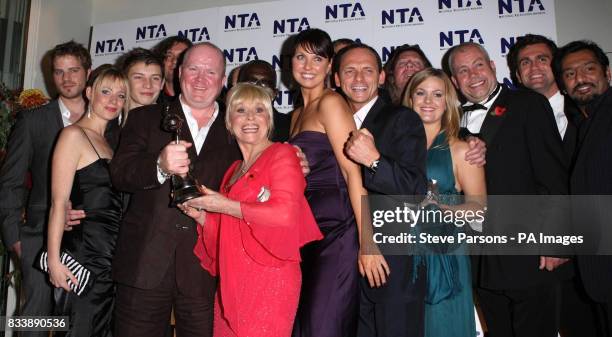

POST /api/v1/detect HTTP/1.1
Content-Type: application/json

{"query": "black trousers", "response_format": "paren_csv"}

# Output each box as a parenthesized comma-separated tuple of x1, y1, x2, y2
(18, 232, 54, 337)
(476, 284, 560, 337)
(559, 276, 600, 337)
(357, 269, 426, 337)
(113, 258, 215, 337)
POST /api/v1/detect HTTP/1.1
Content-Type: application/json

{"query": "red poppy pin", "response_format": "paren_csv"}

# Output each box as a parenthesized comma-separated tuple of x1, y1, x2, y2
(491, 106, 507, 117)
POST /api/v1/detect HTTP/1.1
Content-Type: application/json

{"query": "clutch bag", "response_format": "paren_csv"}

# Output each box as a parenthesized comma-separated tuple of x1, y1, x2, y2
(38, 250, 94, 296)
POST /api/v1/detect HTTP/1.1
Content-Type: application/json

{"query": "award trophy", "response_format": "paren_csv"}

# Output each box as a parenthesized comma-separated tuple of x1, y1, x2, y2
(161, 105, 203, 206)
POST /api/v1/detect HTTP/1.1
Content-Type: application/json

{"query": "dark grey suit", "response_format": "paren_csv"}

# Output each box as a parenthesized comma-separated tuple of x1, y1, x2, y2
(0, 100, 63, 336)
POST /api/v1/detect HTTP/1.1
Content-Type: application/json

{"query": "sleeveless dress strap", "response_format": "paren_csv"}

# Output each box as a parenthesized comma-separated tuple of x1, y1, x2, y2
(78, 127, 102, 159)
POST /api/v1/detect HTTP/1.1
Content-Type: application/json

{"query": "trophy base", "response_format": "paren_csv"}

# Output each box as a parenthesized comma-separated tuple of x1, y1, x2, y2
(172, 185, 202, 206)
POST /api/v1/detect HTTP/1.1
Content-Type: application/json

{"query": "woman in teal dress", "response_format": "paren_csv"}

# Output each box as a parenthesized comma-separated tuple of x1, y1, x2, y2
(403, 68, 487, 337)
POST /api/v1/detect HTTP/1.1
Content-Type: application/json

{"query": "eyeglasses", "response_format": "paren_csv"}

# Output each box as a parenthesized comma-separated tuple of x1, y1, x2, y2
(244, 79, 276, 90)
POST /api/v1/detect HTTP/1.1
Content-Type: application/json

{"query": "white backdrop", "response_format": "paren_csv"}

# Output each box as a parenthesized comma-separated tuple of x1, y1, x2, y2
(91, 0, 557, 113)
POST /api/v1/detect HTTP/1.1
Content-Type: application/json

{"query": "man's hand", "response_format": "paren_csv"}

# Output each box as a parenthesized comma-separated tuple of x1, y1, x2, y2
(539, 256, 569, 271)
(159, 140, 192, 177)
(345, 129, 380, 167)
(10, 241, 22, 259)
(465, 136, 486, 167)
(65, 200, 85, 231)
(292, 145, 310, 176)
(359, 253, 390, 288)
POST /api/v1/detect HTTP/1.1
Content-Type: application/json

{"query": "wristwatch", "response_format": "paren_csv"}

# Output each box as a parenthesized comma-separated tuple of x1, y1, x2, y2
(369, 158, 380, 173)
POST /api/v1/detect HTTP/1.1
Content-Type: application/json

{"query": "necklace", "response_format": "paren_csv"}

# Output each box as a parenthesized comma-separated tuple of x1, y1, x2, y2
(238, 144, 270, 174)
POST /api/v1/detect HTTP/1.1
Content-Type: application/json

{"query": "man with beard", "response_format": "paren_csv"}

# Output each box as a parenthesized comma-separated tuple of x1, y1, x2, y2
(0, 40, 91, 337)
(507, 35, 599, 337)
(554, 40, 612, 337)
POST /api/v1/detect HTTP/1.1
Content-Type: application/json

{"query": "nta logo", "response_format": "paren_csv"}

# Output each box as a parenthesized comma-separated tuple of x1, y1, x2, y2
(95, 38, 125, 54)
(381, 8, 423, 25)
(224, 47, 258, 64)
(225, 13, 261, 30)
(438, 0, 483, 10)
(498, 0, 544, 15)
(325, 3, 365, 20)
(275, 90, 296, 107)
(136, 24, 167, 41)
(178, 27, 210, 42)
(440, 29, 484, 48)
(273, 17, 310, 35)
(500, 36, 520, 55)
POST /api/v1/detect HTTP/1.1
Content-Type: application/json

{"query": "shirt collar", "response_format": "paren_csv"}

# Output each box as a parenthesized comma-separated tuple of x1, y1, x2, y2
(354, 96, 378, 128)
(179, 97, 220, 129)
(58, 97, 72, 120)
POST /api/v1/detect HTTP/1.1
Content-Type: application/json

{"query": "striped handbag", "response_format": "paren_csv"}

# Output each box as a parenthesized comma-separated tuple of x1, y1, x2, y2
(38, 250, 95, 296)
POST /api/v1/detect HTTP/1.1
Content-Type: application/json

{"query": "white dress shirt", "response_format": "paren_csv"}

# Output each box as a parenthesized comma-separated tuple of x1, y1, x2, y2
(157, 99, 219, 183)
(548, 91, 568, 139)
(58, 97, 74, 127)
(353, 96, 378, 129)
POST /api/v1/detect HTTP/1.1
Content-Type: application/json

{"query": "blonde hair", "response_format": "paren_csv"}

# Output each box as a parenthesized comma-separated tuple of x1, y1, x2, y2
(88, 67, 129, 124)
(402, 68, 461, 142)
(225, 83, 275, 138)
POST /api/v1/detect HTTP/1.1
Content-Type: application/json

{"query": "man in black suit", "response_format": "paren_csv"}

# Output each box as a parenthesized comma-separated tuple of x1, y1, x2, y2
(506, 34, 599, 337)
(554, 40, 612, 337)
(449, 42, 570, 337)
(336, 42, 428, 337)
(336, 43, 486, 337)
(0, 41, 91, 337)
(110, 42, 240, 337)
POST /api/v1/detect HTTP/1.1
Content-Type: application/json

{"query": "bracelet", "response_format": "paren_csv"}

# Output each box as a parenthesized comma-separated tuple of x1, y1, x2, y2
(157, 157, 171, 179)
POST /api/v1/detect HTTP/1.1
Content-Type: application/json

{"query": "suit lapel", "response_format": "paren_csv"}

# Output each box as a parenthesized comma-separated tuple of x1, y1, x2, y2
(199, 104, 232, 158)
(361, 97, 385, 131)
(479, 87, 510, 146)
(49, 100, 63, 131)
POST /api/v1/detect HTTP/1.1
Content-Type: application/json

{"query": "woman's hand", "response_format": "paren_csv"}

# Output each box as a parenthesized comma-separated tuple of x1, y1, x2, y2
(48, 260, 78, 292)
(186, 186, 229, 214)
(178, 203, 206, 224)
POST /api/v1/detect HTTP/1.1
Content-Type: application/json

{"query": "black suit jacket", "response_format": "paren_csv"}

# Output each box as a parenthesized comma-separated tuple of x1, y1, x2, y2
(0, 100, 63, 246)
(360, 97, 428, 303)
(570, 87, 612, 302)
(469, 86, 571, 290)
(110, 100, 240, 294)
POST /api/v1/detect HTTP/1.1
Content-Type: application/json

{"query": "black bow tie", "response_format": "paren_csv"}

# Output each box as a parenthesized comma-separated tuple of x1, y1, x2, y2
(462, 103, 487, 112)
(462, 84, 501, 113)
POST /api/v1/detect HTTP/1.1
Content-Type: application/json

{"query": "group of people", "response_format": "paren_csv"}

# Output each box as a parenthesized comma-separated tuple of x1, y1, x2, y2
(0, 25, 610, 337)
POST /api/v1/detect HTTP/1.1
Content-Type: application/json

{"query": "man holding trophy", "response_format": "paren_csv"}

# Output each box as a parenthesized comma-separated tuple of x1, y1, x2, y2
(110, 42, 240, 337)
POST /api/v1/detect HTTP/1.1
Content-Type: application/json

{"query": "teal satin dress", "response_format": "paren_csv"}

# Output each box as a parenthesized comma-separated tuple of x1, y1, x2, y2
(423, 132, 476, 337)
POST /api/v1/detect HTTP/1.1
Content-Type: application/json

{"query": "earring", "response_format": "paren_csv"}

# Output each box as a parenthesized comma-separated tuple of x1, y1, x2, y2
(87, 107, 92, 119)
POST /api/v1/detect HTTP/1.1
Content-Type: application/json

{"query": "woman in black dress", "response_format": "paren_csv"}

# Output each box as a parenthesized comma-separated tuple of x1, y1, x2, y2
(47, 67, 128, 336)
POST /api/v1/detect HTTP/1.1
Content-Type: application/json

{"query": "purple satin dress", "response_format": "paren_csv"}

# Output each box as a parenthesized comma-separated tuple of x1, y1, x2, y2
(291, 131, 359, 337)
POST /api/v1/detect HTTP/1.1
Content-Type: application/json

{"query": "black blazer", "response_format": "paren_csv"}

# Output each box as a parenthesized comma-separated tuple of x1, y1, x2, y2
(110, 101, 240, 294)
(0, 100, 64, 246)
(360, 97, 428, 303)
(570, 87, 612, 302)
(470, 86, 572, 290)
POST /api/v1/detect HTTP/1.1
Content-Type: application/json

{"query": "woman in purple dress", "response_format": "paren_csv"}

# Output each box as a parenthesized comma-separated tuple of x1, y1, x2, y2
(289, 28, 369, 337)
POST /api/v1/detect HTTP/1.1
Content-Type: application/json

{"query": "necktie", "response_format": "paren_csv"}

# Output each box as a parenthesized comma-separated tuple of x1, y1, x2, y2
(462, 84, 501, 113)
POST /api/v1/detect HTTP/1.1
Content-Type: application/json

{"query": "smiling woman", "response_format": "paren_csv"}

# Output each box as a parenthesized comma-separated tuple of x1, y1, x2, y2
(183, 83, 322, 337)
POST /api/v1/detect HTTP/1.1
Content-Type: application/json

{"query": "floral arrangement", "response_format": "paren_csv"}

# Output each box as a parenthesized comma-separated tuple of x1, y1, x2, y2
(0, 82, 49, 153)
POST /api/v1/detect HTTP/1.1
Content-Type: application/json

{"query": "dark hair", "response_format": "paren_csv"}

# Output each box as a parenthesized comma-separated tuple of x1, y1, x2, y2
(49, 40, 92, 70)
(117, 48, 164, 79)
(292, 28, 334, 60)
(334, 43, 383, 73)
(151, 36, 193, 61)
(333, 38, 355, 51)
(238, 60, 277, 90)
(553, 40, 610, 92)
(383, 44, 432, 104)
(506, 34, 557, 86)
